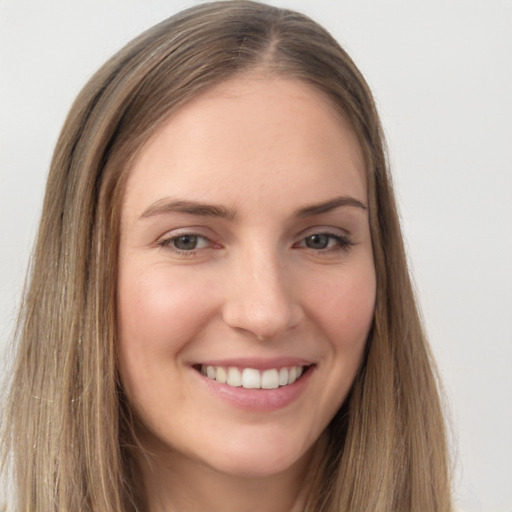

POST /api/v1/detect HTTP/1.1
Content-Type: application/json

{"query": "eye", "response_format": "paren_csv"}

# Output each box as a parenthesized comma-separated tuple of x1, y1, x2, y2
(297, 232, 353, 251)
(304, 234, 333, 250)
(159, 233, 211, 253)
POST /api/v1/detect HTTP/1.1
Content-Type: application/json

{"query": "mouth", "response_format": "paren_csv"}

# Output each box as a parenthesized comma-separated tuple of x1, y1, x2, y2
(195, 364, 312, 390)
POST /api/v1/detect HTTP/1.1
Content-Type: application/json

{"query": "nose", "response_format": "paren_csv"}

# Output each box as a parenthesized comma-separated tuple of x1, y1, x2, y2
(221, 248, 304, 341)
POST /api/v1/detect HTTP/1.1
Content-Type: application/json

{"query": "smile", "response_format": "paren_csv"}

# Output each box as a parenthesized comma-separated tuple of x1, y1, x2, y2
(199, 365, 307, 389)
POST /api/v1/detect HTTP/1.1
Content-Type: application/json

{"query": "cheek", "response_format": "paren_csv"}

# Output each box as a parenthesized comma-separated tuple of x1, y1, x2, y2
(119, 272, 185, 351)
(118, 267, 216, 352)
(116, 266, 219, 398)
(291, 260, 375, 438)
(302, 259, 376, 361)
(333, 274, 375, 342)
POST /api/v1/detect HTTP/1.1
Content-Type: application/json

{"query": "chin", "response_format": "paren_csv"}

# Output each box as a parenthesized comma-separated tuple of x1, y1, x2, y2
(200, 433, 317, 479)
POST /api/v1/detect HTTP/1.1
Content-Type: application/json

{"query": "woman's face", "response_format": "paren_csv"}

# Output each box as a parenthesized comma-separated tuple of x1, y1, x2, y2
(117, 77, 376, 478)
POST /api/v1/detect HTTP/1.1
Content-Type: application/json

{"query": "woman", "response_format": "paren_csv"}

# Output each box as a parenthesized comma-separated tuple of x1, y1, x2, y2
(1, 1, 452, 510)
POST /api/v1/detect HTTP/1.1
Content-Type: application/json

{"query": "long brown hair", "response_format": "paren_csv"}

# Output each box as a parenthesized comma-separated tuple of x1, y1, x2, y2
(1, 1, 452, 510)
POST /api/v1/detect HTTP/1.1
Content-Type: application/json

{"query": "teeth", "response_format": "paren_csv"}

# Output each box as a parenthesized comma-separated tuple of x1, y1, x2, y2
(200, 365, 306, 389)
(261, 369, 279, 389)
(242, 368, 260, 389)
(227, 367, 242, 387)
(216, 366, 227, 384)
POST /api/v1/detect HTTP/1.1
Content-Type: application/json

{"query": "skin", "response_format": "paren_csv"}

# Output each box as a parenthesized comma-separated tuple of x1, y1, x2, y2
(117, 76, 376, 512)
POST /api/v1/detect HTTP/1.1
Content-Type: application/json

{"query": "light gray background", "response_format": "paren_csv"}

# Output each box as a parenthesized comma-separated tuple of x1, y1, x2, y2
(1, 1, 511, 511)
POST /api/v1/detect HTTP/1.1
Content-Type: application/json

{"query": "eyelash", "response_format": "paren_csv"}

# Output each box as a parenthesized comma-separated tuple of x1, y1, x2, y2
(158, 230, 354, 256)
(294, 232, 354, 252)
(158, 233, 212, 255)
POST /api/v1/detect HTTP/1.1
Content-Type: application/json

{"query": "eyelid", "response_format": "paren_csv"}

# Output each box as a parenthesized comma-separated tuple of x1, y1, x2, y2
(295, 225, 351, 241)
(293, 227, 354, 252)
(156, 225, 214, 242)
(156, 227, 220, 255)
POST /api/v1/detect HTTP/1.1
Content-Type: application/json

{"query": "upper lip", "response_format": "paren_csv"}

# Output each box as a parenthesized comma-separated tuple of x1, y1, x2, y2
(192, 357, 314, 371)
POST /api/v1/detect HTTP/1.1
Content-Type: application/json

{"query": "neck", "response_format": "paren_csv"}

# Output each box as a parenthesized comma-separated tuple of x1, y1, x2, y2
(138, 441, 323, 512)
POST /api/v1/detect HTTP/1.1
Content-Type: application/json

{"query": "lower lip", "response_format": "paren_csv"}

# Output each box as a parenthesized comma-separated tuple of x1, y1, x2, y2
(196, 367, 314, 412)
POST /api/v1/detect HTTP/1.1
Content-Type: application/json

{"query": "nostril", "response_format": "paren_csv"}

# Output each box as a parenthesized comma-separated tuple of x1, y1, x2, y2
(222, 298, 304, 341)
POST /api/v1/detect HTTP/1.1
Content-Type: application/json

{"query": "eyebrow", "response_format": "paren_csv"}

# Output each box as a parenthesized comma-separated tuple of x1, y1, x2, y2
(140, 199, 237, 220)
(296, 196, 367, 217)
(139, 195, 366, 221)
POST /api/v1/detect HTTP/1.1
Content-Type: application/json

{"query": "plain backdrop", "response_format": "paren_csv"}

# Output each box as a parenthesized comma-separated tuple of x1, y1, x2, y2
(1, 1, 511, 511)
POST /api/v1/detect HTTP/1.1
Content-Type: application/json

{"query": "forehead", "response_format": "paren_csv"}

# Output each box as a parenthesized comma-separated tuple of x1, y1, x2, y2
(123, 76, 366, 217)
